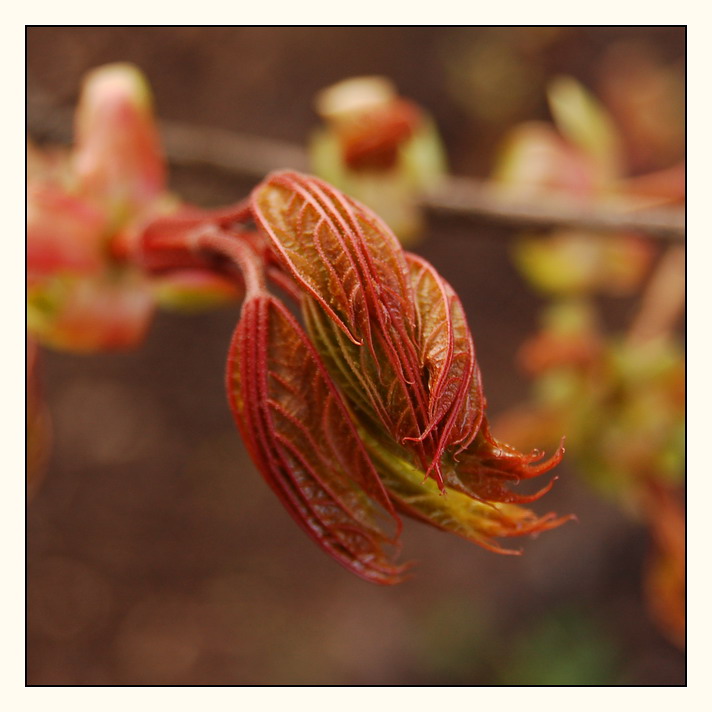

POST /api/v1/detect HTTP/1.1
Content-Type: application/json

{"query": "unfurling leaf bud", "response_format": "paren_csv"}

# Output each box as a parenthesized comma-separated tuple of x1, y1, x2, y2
(240, 171, 571, 564)
(28, 64, 571, 576)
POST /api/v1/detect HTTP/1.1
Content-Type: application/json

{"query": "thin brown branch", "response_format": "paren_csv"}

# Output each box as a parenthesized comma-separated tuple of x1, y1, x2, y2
(27, 89, 685, 241)
(424, 178, 685, 241)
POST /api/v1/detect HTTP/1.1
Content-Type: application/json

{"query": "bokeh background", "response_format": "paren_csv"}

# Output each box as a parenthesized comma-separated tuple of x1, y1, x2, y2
(27, 27, 685, 685)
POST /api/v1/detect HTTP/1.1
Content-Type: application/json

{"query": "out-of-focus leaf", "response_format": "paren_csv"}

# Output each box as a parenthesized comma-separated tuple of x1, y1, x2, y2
(227, 293, 405, 584)
(27, 185, 107, 282)
(597, 42, 684, 172)
(152, 269, 242, 311)
(27, 272, 154, 352)
(504, 323, 685, 505)
(399, 116, 448, 193)
(310, 76, 447, 243)
(518, 300, 603, 374)
(620, 162, 686, 205)
(335, 98, 421, 172)
(514, 231, 653, 297)
(492, 122, 593, 197)
(547, 76, 624, 188)
(74, 63, 166, 221)
(643, 483, 685, 648)
(27, 64, 186, 353)
(309, 134, 424, 244)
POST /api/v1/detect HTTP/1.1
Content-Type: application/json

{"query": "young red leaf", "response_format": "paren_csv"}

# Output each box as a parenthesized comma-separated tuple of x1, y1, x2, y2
(302, 294, 424, 458)
(253, 171, 431, 464)
(251, 170, 417, 347)
(226, 292, 406, 584)
(446, 420, 565, 505)
(406, 253, 484, 459)
(361, 429, 572, 555)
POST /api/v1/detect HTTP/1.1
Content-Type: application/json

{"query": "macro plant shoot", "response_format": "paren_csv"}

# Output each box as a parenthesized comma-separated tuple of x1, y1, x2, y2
(27, 26, 684, 686)
(28, 64, 571, 583)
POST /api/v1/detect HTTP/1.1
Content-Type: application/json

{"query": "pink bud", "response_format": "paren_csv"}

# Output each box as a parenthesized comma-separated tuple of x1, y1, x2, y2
(73, 63, 166, 219)
(27, 185, 107, 282)
(27, 274, 155, 352)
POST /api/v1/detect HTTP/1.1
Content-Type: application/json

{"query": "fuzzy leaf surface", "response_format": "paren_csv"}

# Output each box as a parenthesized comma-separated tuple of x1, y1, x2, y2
(407, 253, 484, 456)
(446, 420, 565, 505)
(254, 170, 429, 451)
(361, 429, 571, 555)
(227, 293, 405, 584)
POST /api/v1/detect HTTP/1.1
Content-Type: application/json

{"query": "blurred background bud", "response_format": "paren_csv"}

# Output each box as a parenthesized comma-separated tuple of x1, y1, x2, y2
(309, 76, 447, 244)
(27, 273, 155, 352)
(27, 63, 240, 352)
(73, 63, 167, 222)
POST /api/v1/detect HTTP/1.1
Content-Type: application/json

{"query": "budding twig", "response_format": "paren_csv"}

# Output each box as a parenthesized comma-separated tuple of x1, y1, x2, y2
(423, 178, 685, 242)
(27, 87, 685, 242)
